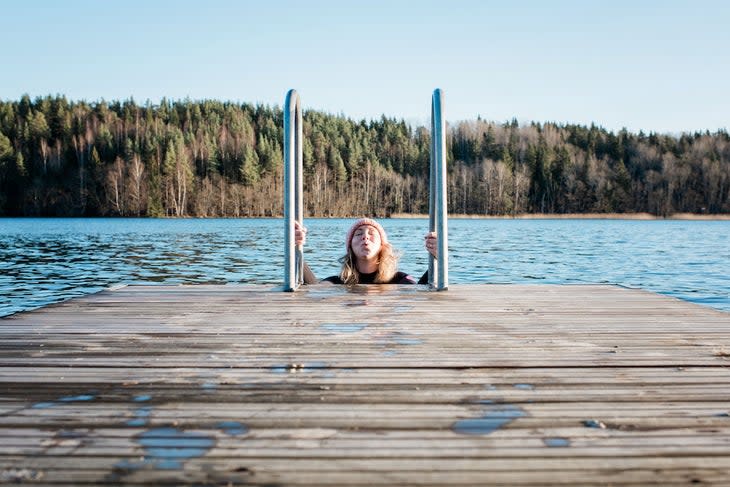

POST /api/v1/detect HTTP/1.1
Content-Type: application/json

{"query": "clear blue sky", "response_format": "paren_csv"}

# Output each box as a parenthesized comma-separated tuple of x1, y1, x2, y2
(2, 0, 728, 134)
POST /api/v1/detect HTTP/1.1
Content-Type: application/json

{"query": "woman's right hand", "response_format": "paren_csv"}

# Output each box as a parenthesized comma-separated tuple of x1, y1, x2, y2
(295, 221, 307, 247)
(424, 231, 438, 259)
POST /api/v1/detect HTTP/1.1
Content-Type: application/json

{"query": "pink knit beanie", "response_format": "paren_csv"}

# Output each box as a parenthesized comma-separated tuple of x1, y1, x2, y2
(345, 218, 388, 253)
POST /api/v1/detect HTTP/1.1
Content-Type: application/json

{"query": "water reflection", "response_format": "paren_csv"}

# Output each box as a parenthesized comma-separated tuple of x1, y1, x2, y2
(1, 218, 728, 316)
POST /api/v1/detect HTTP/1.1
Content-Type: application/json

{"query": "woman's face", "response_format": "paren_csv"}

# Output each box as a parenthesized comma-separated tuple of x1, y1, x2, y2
(350, 225, 382, 261)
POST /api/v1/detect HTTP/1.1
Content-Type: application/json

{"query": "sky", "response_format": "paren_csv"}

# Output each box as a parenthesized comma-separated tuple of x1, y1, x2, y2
(2, 0, 729, 134)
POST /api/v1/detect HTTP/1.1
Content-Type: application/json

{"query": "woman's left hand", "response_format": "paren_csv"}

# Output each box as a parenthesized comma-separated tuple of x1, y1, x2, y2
(295, 221, 308, 247)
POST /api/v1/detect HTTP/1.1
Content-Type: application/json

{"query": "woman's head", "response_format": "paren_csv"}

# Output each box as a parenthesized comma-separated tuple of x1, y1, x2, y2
(346, 218, 387, 258)
(340, 218, 398, 284)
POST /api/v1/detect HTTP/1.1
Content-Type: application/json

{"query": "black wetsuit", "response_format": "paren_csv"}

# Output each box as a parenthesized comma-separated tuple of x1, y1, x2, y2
(302, 262, 428, 285)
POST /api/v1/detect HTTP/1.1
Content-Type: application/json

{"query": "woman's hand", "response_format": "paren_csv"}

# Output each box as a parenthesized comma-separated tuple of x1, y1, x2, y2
(295, 221, 307, 247)
(424, 231, 438, 259)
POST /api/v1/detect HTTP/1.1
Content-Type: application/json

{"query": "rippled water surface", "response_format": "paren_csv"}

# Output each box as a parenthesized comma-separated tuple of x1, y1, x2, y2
(1, 218, 728, 316)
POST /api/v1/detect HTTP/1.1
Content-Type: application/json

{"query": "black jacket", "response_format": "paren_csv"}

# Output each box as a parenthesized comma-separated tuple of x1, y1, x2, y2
(302, 262, 428, 285)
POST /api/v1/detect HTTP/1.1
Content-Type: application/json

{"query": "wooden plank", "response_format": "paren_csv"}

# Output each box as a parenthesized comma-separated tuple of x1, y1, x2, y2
(1, 457, 729, 486)
(2, 368, 730, 381)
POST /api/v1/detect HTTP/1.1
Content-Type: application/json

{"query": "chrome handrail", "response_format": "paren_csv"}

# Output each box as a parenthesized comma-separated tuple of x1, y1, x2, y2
(429, 89, 449, 290)
(283, 89, 304, 291)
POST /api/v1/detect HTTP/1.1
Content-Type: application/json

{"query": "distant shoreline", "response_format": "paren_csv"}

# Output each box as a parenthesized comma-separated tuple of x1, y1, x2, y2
(1, 213, 728, 220)
(389, 212, 730, 220)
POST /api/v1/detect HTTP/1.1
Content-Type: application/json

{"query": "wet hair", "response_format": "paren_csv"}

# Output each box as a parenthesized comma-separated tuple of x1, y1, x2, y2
(339, 241, 399, 284)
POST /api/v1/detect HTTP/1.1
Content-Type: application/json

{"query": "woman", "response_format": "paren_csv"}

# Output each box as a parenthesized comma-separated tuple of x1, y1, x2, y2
(297, 218, 437, 285)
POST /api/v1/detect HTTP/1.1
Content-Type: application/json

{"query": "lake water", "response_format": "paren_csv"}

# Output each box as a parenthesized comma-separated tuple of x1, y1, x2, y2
(1, 218, 728, 316)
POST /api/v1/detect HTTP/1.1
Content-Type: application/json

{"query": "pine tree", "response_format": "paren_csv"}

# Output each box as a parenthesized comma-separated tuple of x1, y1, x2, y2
(240, 146, 260, 186)
(328, 146, 347, 185)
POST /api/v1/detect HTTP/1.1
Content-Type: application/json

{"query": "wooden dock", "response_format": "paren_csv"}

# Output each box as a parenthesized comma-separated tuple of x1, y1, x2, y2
(1, 284, 729, 486)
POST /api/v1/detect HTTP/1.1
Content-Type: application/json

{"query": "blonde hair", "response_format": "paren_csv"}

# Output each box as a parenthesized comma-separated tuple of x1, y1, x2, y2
(339, 241, 399, 284)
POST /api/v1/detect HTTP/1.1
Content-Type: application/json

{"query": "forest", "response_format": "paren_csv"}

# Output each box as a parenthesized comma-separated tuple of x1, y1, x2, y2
(0, 95, 728, 217)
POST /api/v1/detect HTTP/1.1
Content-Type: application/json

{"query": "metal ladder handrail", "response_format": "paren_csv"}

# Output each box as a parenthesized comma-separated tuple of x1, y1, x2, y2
(283, 89, 304, 291)
(284, 88, 446, 291)
(428, 89, 449, 290)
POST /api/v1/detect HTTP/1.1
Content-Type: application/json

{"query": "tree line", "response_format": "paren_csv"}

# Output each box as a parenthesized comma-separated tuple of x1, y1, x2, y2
(0, 95, 728, 217)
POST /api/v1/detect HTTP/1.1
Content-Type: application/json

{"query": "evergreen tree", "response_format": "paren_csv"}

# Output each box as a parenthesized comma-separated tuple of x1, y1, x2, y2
(328, 146, 347, 184)
(240, 146, 260, 186)
(0, 132, 15, 213)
